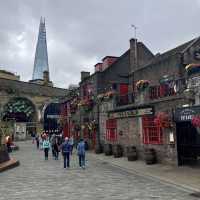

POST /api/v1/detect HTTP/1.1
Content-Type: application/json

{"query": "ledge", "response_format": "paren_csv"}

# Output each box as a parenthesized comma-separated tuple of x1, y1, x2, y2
(0, 158, 20, 173)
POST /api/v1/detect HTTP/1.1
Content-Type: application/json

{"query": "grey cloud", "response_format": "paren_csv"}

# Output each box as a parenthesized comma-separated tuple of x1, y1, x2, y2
(0, 0, 200, 88)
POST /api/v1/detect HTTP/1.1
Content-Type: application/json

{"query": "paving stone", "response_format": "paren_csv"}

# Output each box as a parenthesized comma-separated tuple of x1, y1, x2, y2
(0, 142, 196, 200)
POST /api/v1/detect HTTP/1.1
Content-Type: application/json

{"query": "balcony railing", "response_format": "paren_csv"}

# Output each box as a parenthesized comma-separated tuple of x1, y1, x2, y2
(115, 93, 135, 106)
(149, 78, 186, 100)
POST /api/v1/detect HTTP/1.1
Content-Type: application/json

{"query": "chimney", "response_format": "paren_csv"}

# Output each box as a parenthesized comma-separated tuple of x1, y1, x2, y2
(94, 63, 103, 72)
(102, 56, 118, 71)
(129, 38, 138, 73)
(81, 71, 90, 81)
(43, 70, 49, 83)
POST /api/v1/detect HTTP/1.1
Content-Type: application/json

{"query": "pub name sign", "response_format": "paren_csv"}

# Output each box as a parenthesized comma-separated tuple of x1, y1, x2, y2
(109, 107, 153, 119)
(174, 106, 200, 122)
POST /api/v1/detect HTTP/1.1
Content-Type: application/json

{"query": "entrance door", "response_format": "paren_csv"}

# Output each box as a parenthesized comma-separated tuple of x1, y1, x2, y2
(176, 122, 200, 165)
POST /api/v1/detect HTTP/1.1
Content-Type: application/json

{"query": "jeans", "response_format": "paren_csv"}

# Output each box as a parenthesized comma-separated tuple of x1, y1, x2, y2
(79, 154, 85, 167)
(63, 152, 70, 168)
(54, 151, 59, 160)
(44, 148, 49, 160)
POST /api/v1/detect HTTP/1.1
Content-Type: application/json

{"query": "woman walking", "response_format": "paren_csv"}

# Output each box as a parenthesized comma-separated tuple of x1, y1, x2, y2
(43, 136, 50, 160)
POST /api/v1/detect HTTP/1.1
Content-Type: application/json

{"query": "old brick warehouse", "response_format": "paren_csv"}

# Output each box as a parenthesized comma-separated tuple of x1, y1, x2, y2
(64, 36, 200, 166)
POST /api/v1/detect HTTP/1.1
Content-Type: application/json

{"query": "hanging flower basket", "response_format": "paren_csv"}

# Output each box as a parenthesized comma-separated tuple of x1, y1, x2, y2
(104, 91, 116, 99)
(191, 116, 200, 127)
(154, 112, 172, 128)
(136, 80, 150, 92)
(191, 116, 200, 134)
(97, 91, 115, 101)
(185, 63, 200, 76)
(78, 98, 94, 111)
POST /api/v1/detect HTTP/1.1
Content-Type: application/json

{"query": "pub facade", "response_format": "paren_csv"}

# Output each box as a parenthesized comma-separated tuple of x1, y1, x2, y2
(68, 36, 200, 166)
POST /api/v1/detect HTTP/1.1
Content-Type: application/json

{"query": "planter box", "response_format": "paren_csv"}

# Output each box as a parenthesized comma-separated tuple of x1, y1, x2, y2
(0, 148, 10, 164)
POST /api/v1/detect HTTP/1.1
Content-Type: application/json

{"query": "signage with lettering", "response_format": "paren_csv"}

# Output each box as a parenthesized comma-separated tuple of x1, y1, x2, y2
(47, 115, 60, 119)
(109, 107, 153, 119)
(174, 106, 200, 122)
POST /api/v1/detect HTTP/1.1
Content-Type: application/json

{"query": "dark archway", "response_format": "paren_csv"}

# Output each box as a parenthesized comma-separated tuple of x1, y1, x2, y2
(43, 103, 61, 134)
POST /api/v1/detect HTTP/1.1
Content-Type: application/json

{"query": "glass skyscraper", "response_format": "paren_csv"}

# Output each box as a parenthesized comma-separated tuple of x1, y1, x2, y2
(32, 17, 49, 80)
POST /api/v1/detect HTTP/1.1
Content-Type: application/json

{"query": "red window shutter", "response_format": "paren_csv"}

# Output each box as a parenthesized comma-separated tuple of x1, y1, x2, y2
(120, 84, 128, 95)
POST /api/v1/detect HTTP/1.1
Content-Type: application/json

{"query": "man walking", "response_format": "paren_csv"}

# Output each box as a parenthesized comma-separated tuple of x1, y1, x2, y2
(77, 139, 86, 169)
(60, 137, 71, 168)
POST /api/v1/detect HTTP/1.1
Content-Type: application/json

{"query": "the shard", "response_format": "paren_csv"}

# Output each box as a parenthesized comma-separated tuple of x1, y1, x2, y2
(32, 17, 49, 80)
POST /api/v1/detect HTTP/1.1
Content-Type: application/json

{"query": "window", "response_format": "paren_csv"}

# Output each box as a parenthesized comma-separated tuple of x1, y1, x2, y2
(149, 84, 175, 100)
(142, 116, 163, 144)
(106, 119, 117, 142)
(118, 83, 129, 105)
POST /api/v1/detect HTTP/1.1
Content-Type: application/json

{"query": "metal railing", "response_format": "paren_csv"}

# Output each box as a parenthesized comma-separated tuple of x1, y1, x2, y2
(115, 93, 135, 106)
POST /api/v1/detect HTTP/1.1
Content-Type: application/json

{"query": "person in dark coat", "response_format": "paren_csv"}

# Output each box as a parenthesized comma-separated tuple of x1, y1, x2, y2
(35, 134, 40, 149)
(53, 137, 59, 160)
(60, 137, 71, 168)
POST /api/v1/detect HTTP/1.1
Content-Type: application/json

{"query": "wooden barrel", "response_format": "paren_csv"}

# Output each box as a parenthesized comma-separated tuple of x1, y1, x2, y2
(113, 144, 123, 158)
(127, 146, 137, 161)
(104, 144, 113, 156)
(95, 143, 103, 154)
(85, 141, 89, 151)
(144, 148, 156, 164)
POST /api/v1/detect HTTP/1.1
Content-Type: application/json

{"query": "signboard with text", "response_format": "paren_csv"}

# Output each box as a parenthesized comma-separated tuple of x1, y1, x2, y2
(108, 107, 154, 119)
(174, 106, 200, 122)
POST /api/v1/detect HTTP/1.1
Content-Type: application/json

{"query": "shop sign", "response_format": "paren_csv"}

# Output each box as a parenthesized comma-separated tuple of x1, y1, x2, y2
(47, 114, 60, 119)
(174, 106, 200, 122)
(109, 107, 153, 119)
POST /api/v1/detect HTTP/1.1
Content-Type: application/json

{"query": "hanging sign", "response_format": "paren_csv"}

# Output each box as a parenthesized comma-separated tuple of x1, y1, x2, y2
(174, 106, 200, 122)
(109, 107, 153, 119)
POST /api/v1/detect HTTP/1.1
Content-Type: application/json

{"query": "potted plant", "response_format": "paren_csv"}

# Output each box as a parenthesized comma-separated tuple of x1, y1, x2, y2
(136, 80, 150, 92)
(185, 63, 200, 76)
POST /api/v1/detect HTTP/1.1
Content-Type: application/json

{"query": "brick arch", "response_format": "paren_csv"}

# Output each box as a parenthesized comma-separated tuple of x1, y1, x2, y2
(2, 97, 37, 122)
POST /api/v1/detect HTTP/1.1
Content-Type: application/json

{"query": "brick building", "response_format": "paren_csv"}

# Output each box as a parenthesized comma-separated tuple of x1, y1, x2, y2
(106, 37, 200, 166)
(68, 36, 200, 166)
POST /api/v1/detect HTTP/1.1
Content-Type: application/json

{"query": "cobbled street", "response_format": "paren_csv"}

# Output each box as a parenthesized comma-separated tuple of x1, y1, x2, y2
(0, 142, 197, 200)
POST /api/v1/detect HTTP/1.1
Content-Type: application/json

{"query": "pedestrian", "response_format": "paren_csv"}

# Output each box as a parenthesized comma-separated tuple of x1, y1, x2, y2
(69, 135, 74, 155)
(43, 136, 50, 160)
(53, 137, 59, 160)
(6, 136, 12, 153)
(35, 134, 40, 149)
(50, 133, 56, 158)
(39, 136, 43, 150)
(60, 137, 71, 168)
(77, 138, 86, 169)
(31, 132, 36, 144)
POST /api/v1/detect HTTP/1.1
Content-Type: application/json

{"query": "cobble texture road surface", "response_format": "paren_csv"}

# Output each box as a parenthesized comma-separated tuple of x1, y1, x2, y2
(0, 142, 197, 200)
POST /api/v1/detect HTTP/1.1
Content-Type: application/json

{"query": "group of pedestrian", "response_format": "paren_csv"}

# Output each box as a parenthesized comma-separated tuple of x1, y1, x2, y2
(60, 137, 86, 169)
(32, 132, 86, 169)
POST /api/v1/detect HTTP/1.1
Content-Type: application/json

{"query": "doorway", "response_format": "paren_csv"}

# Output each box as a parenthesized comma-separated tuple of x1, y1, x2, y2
(176, 122, 200, 166)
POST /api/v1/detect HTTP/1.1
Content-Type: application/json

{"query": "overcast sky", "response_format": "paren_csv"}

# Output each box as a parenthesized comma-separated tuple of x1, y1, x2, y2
(0, 0, 200, 88)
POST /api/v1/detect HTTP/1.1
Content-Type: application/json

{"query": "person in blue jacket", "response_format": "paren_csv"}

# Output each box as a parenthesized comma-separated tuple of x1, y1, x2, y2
(60, 137, 72, 168)
(77, 138, 86, 169)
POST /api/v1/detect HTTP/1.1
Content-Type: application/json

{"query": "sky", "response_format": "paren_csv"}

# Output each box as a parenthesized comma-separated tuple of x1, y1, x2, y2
(0, 0, 200, 88)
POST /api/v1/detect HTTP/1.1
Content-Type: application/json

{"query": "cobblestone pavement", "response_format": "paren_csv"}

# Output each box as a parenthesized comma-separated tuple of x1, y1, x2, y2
(0, 142, 197, 200)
